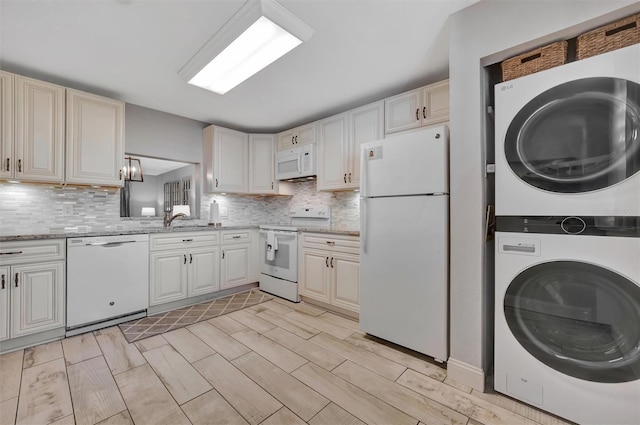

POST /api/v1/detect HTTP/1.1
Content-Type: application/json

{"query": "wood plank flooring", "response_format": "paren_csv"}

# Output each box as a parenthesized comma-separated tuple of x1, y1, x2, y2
(0, 297, 573, 425)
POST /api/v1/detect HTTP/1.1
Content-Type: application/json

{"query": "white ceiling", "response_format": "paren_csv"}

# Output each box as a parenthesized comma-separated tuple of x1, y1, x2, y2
(0, 0, 479, 133)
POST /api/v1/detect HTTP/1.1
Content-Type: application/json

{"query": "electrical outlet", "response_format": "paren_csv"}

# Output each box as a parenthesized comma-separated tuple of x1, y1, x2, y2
(220, 206, 228, 217)
(62, 203, 74, 216)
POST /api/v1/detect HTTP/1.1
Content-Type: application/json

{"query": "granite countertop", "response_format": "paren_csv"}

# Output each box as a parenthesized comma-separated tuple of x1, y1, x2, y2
(0, 225, 359, 242)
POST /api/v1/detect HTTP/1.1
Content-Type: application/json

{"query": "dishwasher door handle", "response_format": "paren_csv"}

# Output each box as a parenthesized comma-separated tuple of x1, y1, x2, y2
(87, 241, 137, 247)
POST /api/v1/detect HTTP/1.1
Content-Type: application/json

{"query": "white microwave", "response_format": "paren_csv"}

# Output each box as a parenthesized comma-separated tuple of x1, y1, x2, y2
(275, 143, 317, 181)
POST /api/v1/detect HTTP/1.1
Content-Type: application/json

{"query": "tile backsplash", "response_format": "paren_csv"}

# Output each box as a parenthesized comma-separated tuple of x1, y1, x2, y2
(0, 181, 360, 236)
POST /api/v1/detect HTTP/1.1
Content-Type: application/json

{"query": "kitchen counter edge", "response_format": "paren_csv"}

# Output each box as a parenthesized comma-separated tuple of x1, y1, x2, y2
(1, 226, 359, 242)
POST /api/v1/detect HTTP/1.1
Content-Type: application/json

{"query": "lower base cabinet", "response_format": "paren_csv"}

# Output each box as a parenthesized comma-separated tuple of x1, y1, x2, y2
(149, 229, 257, 307)
(149, 232, 221, 307)
(0, 240, 66, 343)
(299, 233, 360, 313)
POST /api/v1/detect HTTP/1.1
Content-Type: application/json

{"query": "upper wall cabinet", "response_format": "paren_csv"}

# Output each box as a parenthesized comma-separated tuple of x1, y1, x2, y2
(317, 100, 384, 191)
(277, 122, 316, 151)
(13, 75, 66, 183)
(65, 89, 125, 186)
(1, 71, 126, 187)
(0, 71, 13, 180)
(249, 134, 277, 194)
(204, 125, 249, 193)
(385, 79, 449, 135)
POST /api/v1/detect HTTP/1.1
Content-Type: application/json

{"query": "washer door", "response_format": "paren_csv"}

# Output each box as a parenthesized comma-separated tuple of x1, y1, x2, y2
(504, 261, 640, 383)
(505, 77, 640, 193)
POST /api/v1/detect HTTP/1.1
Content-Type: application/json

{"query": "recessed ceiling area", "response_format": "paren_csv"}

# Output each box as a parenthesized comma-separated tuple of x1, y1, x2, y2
(0, 0, 479, 133)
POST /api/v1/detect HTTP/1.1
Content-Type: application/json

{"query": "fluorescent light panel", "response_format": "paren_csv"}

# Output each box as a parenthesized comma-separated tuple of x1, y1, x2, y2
(180, 0, 313, 95)
(189, 17, 301, 94)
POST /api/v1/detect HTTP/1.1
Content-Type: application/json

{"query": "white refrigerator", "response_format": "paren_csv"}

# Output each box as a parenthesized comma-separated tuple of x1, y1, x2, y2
(359, 126, 449, 361)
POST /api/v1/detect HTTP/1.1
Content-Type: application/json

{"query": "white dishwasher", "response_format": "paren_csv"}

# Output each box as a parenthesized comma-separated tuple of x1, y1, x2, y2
(66, 234, 149, 336)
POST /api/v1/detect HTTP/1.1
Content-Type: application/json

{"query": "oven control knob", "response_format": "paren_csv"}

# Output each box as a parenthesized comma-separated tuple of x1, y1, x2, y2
(109, 301, 115, 306)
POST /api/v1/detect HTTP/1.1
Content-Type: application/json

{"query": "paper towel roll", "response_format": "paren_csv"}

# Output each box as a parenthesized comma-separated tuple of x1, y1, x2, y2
(209, 201, 220, 224)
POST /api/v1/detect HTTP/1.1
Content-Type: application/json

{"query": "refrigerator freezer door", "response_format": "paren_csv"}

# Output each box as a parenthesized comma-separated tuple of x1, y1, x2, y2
(360, 194, 448, 360)
(360, 126, 449, 198)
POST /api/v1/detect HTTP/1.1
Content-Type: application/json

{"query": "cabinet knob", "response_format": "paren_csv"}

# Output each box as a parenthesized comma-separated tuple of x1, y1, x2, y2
(416, 108, 419, 121)
(215, 178, 219, 188)
(4, 158, 9, 172)
(348, 172, 351, 183)
(14, 273, 18, 288)
(232, 235, 241, 239)
(423, 106, 426, 119)
(1, 274, 5, 289)
(325, 257, 329, 267)
(222, 250, 225, 259)
(295, 135, 298, 144)
(119, 169, 123, 180)
(343, 173, 347, 183)
(17, 159, 22, 173)
(183, 254, 187, 264)
(330, 257, 334, 268)
(271, 182, 274, 190)
(190, 254, 193, 264)
(291, 136, 295, 144)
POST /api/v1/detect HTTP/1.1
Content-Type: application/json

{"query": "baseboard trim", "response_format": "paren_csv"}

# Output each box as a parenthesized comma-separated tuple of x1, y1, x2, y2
(447, 357, 486, 391)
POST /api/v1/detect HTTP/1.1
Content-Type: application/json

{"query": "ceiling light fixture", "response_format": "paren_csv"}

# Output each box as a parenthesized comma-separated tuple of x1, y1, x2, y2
(179, 0, 313, 95)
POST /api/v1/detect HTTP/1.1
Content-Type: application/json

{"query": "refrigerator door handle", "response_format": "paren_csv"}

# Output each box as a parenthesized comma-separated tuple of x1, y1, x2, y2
(361, 196, 367, 254)
(361, 146, 368, 198)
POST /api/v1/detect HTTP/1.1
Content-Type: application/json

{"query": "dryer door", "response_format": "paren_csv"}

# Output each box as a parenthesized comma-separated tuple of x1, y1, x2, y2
(505, 77, 640, 193)
(504, 260, 640, 383)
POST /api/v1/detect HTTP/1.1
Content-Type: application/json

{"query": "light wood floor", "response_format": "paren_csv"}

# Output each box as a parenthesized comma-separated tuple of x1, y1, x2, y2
(0, 297, 573, 425)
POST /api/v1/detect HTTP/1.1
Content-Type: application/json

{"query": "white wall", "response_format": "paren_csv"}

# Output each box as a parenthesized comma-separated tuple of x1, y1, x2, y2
(125, 103, 207, 164)
(448, 0, 639, 389)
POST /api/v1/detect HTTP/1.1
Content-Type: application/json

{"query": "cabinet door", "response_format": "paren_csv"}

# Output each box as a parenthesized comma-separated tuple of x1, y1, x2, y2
(10, 261, 65, 338)
(150, 251, 188, 306)
(188, 247, 220, 297)
(220, 244, 251, 290)
(248, 134, 277, 194)
(317, 113, 349, 191)
(277, 129, 296, 151)
(384, 89, 421, 135)
(421, 80, 449, 126)
(14, 75, 65, 183)
(295, 122, 316, 146)
(331, 253, 360, 313)
(0, 266, 9, 341)
(348, 101, 384, 188)
(0, 71, 13, 180)
(214, 126, 248, 193)
(299, 249, 330, 303)
(66, 89, 125, 186)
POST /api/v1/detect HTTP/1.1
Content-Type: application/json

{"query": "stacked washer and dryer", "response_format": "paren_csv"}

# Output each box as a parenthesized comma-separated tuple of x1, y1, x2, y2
(494, 44, 640, 425)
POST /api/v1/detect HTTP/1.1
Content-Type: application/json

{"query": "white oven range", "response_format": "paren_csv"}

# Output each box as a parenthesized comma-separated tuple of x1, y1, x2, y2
(259, 207, 330, 302)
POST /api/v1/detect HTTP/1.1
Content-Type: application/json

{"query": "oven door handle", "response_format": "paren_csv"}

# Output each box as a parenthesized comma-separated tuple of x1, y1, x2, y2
(259, 230, 297, 239)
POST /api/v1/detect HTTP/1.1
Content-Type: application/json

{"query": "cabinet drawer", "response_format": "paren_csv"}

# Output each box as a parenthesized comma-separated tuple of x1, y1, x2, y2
(0, 239, 65, 266)
(221, 230, 252, 245)
(301, 233, 360, 254)
(150, 231, 219, 251)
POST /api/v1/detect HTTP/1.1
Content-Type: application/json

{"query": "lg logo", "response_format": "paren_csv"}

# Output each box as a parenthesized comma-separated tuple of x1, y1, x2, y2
(501, 84, 514, 91)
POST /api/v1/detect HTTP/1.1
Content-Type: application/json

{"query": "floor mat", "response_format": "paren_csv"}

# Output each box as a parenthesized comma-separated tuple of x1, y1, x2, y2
(118, 289, 273, 342)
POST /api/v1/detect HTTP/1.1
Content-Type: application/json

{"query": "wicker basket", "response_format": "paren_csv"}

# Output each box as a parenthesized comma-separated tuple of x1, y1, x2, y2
(577, 13, 640, 60)
(501, 41, 568, 81)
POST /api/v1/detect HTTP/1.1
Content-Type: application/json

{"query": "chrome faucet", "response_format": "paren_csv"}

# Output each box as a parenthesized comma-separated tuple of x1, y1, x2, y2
(164, 212, 186, 227)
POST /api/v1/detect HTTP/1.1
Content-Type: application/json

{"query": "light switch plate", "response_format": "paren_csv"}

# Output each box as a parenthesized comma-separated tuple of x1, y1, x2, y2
(220, 206, 228, 217)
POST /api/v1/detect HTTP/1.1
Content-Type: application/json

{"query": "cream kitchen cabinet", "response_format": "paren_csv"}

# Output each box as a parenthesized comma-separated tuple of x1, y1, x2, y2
(277, 122, 316, 151)
(204, 125, 249, 193)
(0, 71, 13, 180)
(384, 79, 449, 135)
(220, 230, 254, 290)
(149, 232, 220, 306)
(299, 233, 360, 313)
(0, 239, 66, 343)
(65, 88, 125, 186)
(317, 101, 384, 191)
(249, 134, 278, 194)
(12, 75, 66, 183)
